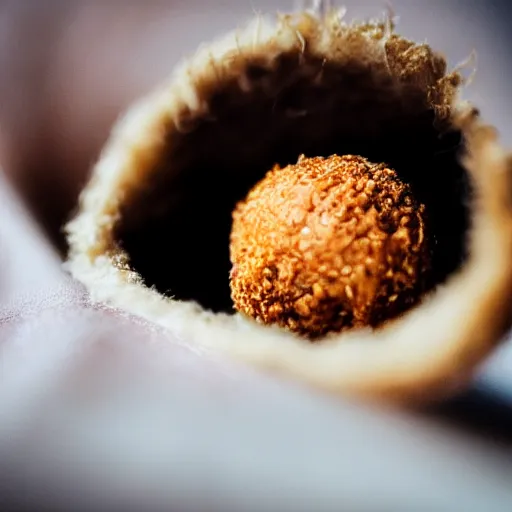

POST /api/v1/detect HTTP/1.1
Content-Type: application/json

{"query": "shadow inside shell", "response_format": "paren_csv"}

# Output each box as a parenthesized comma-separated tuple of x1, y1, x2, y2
(114, 53, 471, 314)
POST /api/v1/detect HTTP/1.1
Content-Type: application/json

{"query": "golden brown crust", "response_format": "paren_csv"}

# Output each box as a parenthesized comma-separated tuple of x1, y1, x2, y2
(64, 9, 512, 406)
(230, 154, 430, 338)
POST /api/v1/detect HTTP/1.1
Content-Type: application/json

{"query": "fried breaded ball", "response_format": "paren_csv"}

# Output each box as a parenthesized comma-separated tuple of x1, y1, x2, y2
(229, 154, 431, 339)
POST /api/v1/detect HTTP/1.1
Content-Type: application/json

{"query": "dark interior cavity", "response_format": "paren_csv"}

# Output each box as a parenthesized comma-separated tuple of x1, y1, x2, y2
(114, 53, 471, 314)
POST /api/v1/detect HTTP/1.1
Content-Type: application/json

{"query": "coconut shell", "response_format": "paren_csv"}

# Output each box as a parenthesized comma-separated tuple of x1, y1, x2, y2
(65, 7, 512, 405)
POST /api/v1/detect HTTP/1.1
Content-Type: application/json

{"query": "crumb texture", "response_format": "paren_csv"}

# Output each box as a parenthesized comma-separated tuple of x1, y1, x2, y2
(230, 154, 431, 338)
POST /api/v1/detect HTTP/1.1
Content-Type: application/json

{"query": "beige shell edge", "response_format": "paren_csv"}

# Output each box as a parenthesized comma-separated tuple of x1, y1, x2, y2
(65, 11, 512, 406)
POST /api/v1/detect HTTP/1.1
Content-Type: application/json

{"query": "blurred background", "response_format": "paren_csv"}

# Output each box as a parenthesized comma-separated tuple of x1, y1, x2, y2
(2, 1, 512, 510)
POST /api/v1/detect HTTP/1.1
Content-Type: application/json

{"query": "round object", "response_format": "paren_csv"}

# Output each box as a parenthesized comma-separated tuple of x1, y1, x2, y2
(230, 154, 431, 338)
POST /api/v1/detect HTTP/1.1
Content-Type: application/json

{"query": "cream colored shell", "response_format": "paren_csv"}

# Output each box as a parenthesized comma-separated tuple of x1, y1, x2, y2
(65, 9, 512, 405)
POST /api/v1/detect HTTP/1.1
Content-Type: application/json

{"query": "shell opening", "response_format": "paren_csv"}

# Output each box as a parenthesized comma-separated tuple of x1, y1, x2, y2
(113, 48, 471, 321)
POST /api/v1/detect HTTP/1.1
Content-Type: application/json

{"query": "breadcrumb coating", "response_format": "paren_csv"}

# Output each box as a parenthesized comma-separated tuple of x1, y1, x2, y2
(230, 154, 431, 339)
